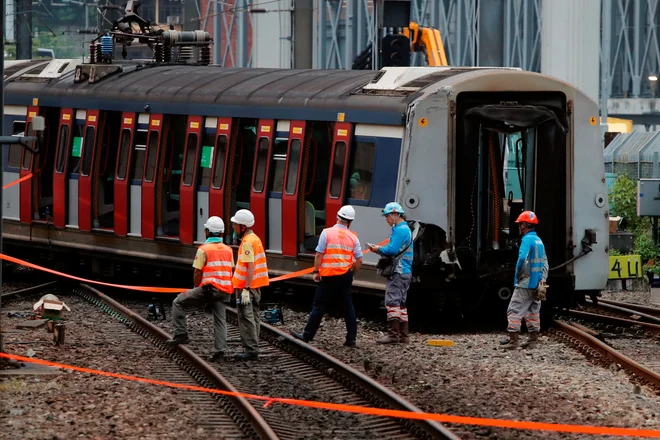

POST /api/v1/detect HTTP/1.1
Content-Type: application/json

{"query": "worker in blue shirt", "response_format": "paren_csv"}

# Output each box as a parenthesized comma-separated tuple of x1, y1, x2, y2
(501, 210, 549, 350)
(368, 202, 414, 344)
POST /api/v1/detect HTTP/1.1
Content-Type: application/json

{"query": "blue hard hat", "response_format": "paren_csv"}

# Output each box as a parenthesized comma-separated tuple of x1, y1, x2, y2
(382, 202, 404, 216)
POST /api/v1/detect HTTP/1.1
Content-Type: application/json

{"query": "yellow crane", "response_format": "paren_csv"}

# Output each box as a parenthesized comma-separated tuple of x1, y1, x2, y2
(403, 22, 448, 67)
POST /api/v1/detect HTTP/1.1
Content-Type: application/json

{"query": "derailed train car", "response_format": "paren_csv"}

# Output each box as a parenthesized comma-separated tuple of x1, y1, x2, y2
(1, 57, 609, 315)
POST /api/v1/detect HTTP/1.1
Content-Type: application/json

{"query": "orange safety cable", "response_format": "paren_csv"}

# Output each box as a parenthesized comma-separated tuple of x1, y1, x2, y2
(3, 173, 32, 189)
(1, 353, 658, 438)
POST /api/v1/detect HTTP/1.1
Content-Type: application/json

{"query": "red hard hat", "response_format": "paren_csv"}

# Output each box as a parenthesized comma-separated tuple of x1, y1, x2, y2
(515, 210, 538, 225)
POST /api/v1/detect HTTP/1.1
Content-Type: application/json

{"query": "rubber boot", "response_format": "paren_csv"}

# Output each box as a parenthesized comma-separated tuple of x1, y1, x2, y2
(500, 332, 520, 349)
(521, 332, 539, 348)
(377, 320, 401, 344)
(399, 321, 410, 343)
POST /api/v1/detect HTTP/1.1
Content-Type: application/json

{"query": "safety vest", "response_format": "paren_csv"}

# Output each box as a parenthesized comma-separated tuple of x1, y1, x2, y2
(232, 232, 270, 289)
(199, 243, 234, 294)
(320, 225, 357, 277)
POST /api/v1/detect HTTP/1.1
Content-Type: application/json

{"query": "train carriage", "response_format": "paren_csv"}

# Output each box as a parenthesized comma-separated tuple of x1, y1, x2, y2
(2, 58, 609, 313)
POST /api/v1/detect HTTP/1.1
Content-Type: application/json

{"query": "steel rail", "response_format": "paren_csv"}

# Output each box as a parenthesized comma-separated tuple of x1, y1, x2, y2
(227, 306, 462, 440)
(79, 284, 279, 440)
(596, 299, 660, 318)
(585, 299, 660, 324)
(0, 280, 59, 300)
(563, 310, 660, 336)
(553, 319, 660, 389)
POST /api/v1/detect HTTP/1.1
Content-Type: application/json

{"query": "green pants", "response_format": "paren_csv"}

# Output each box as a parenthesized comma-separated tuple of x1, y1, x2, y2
(236, 288, 261, 353)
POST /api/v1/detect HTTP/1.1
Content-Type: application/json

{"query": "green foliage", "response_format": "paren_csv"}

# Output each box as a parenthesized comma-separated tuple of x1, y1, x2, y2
(608, 248, 621, 256)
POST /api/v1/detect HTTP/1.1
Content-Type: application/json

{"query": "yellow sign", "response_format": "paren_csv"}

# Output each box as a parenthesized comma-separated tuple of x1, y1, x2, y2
(590, 116, 597, 126)
(190, 121, 199, 129)
(337, 113, 345, 122)
(219, 123, 229, 131)
(337, 129, 347, 137)
(608, 255, 643, 279)
(151, 119, 160, 127)
(261, 126, 271, 133)
(88, 115, 97, 122)
(62, 114, 70, 121)
(293, 127, 303, 135)
(32, 98, 39, 106)
(419, 117, 428, 127)
(124, 118, 133, 125)
(29, 111, 37, 118)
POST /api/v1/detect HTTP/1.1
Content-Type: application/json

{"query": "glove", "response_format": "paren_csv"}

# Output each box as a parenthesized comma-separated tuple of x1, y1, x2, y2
(536, 283, 548, 301)
(240, 289, 251, 306)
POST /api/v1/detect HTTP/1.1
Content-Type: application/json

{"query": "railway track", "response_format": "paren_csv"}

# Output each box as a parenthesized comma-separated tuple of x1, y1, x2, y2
(117, 294, 459, 440)
(551, 319, 660, 393)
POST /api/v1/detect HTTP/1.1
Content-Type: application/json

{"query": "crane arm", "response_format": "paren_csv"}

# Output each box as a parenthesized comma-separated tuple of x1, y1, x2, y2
(403, 22, 448, 67)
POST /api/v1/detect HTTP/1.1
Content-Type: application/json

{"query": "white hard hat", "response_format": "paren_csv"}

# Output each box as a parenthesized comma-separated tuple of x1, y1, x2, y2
(231, 209, 255, 227)
(204, 216, 225, 233)
(337, 205, 356, 221)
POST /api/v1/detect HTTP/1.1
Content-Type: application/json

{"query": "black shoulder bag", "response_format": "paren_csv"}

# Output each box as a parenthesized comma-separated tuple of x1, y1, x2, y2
(376, 239, 412, 278)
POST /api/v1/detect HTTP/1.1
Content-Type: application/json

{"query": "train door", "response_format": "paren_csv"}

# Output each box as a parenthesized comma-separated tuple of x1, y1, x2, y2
(265, 121, 290, 253)
(141, 114, 165, 240)
(114, 113, 136, 236)
(207, 118, 236, 244)
(64, 110, 88, 229)
(156, 115, 187, 239)
(127, 114, 149, 237)
(92, 111, 121, 230)
(4, 105, 29, 221)
(78, 110, 100, 231)
(281, 121, 333, 256)
(196, 118, 217, 243)
(179, 116, 203, 245)
(249, 120, 275, 245)
(324, 122, 354, 225)
(52, 108, 74, 228)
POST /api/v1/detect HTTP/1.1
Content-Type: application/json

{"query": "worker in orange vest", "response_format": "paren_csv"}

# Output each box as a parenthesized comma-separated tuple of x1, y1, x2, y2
(290, 205, 363, 347)
(231, 209, 269, 360)
(166, 216, 234, 362)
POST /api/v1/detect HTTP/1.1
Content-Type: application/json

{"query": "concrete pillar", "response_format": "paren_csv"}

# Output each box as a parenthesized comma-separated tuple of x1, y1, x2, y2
(541, 0, 600, 103)
(251, 0, 293, 68)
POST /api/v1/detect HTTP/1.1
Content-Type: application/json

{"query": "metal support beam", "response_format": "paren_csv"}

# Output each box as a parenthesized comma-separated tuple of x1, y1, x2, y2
(294, 0, 313, 68)
(15, 0, 32, 60)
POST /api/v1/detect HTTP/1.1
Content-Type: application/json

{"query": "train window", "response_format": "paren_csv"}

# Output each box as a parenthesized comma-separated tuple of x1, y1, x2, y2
(329, 141, 346, 198)
(55, 124, 69, 173)
(345, 141, 375, 201)
(285, 139, 301, 195)
(81, 126, 96, 177)
(144, 130, 159, 183)
(116, 129, 131, 180)
(129, 129, 147, 181)
(21, 123, 33, 170)
(269, 139, 287, 193)
(68, 124, 84, 174)
(183, 133, 198, 186)
(199, 132, 214, 187)
(211, 135, 227, 189)
(8, 121, 26, 168)
(253, 138, 270, 193)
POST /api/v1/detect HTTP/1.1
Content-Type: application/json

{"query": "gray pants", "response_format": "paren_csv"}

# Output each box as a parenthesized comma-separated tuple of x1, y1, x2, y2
(385, 273, 412, 322)
(236, 288, 261, 353)
(172, 286, 232, 352)
(507, 287, 541, 332)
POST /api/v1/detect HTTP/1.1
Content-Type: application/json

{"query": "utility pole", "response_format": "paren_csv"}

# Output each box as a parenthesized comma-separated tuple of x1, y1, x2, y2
(15, 0, 33, 60)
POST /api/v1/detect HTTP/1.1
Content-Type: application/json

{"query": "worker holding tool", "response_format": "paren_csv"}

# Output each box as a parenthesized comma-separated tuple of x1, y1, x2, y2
(231, 209, 269, 360)
(290, 205, 363, 347)
(166, 216, 234, 362)
(367, 202, 414, 344)
(500, 210, 549, 349)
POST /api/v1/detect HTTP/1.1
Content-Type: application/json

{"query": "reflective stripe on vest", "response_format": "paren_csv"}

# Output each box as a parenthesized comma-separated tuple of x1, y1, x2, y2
(200, 243, 234, 294)
(320, 226, 357, 277)
(232, 233, 270, 289)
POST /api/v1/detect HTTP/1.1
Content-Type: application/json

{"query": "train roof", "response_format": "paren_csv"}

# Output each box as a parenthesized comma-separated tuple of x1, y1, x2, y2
(3, 59, 523, 125)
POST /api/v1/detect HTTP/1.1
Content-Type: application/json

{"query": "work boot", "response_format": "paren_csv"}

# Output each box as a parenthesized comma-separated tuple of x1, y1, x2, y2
(165, 335, 190, 347)
(521, 332, 539, 348)
(399, 321, 410, 343)
(289, 330, 310, 343)
(234, 351, 258, 361)
(500, 332, 520, 350)
(377, 320, 401, 344)
(208, 351, 225, 362)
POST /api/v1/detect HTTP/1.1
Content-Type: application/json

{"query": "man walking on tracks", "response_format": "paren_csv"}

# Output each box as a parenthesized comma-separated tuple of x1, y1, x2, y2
(501, 210, 549, 349)
(231, 209, 269, 360)
(290, 205, 363, 347)
(166, 216, 234, 362)
(368, 202, 414, 344)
